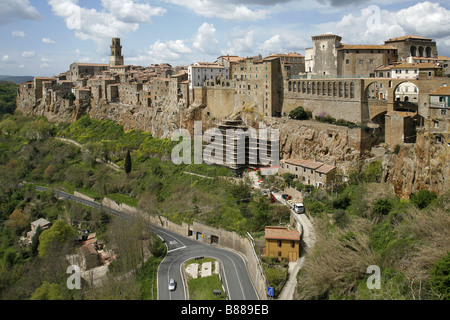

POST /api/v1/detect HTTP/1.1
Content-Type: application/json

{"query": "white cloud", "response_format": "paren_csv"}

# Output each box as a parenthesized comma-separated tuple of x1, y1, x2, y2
(42, 38, 56, 44)
(0, 0, 41, 24)
(48, 0, 167, 48)
(396, 1, 450, 39)
(1, 55, 9, 62)
(40, 63, 50, 69)
(166, 0, 272, 21)
(22, 51, 35, 58)
(305, 2, 450, 58)
(223, 29, 255, 56)
(12, 30, 25, 37)
(101, 0, 166, 24)
(79, 57, 91, 63)
(193, 22, 219, 54)
(41, 57, 54, 62)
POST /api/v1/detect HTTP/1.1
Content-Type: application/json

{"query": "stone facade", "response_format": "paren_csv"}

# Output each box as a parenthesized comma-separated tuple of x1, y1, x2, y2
(15, 35, 450, 197)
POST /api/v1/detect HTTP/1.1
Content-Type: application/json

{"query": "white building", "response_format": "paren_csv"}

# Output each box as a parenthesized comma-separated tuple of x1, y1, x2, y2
(188, 62, 229, 89)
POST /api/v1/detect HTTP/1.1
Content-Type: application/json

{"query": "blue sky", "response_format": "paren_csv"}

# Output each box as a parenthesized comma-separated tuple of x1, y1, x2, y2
(1, 0, 450, 77)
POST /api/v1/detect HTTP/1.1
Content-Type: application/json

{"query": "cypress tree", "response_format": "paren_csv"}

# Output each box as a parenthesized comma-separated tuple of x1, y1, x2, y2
(124, 149, 132, 175)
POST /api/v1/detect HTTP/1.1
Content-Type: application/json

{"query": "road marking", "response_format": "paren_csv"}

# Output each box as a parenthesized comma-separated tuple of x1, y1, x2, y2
(167, 246, 186, 253)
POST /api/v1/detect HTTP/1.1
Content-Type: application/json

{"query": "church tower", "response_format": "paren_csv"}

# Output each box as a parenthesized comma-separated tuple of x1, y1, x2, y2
(110, 38, 124, 67)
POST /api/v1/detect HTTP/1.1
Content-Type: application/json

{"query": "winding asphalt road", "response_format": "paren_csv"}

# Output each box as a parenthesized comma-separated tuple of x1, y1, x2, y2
(33, 185, 259, 301)
(152, 224, 259, 301)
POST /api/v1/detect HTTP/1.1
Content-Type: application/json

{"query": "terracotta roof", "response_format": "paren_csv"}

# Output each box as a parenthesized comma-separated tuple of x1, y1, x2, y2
(284, 159, 325, 170)
(391, 62, 440, 69)
(218, 55, 245, 63)
(385, 35, 433, 42)
(316, 164, 336, 174)
(270, 52, 304, 58)
(312, 34, 342, 39)
(429, 87, 450, 96)
(338, 44, 397, 51)
(74, 63, 109, 67)
(265, 227, 301, 241)
(386, 111, 418, 118)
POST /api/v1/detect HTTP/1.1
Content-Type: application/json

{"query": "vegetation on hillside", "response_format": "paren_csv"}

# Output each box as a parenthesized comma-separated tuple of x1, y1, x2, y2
(0, 82, 18, 115)
(294, 161, 449, 300)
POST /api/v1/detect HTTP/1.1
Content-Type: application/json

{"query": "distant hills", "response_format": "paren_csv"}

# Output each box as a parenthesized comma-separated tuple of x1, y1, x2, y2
(0, 75, 34, 84)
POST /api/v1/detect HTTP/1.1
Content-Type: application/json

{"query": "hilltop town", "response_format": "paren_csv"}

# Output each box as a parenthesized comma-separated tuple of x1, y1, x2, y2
(16, 34, 450, 198)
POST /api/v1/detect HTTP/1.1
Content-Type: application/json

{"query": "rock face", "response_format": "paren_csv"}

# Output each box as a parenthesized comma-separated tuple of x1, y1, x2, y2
(382, 130, 450, 198)
(273, 119, 365, 163)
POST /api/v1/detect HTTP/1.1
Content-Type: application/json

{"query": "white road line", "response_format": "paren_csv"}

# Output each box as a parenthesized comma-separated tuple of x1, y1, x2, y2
(167, 246, 186, 253)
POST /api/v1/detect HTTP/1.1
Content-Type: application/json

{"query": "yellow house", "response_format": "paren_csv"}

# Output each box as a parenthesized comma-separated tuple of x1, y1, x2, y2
(265, 226, 302, 262)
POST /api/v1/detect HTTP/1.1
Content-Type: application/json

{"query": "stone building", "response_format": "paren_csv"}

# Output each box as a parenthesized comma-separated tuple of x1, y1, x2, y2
(188, 62, 229, 89)
(264, 226, 302, 262)
(279, 159, 336, 189)
(427, 86, 450, 144)
(305, 34, 342, 77)
(305, 34, 397, 78)
(110, 38, 124, 67)
(337, 44, 398, 78)
(268, 52, 305, 79)
(384, 35, 438, 61)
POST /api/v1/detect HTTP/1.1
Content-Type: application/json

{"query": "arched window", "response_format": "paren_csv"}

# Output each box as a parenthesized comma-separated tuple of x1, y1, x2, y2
(312, 82, 316, 94)
(426, 47, 432, 58)
(345, 82, 349, 98)
(339, 82, 343, 97)
(317, 82, 321, 95)
(419, 46, 424, 57)
(323, 82, 326, 96)
(328, 82, 331, 96)
(350, 82, 355, 99)
(333, 82, 337, 97)
(307, 82, 311, 94)
(410, 46, 417, 57)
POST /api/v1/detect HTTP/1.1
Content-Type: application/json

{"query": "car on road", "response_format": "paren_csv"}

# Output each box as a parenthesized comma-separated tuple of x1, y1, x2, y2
(168, 278, 176, 291)
(294, 203, 305, 214)
(281, 194, 292, 200)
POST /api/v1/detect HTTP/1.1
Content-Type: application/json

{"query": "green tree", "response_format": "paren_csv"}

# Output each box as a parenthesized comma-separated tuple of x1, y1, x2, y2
(37, 220, 75, 258)
(30, 226, 43, 257)
(124, 149, 132, 175)
(289, 106, 310, 120)
(429, 253, 450, 300)
(411, 189, 437, 209)
(372, 198, 393, 217)
(282, 173, 296, 187)
(30, 282, 65, 300)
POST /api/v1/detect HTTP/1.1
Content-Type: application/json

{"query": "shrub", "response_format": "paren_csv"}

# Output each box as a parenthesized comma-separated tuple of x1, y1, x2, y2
(289, 106, 310, 120)
(372, 198, 393, 216)
(333, 209, 350, 229)
(429, 252, 450, 300)
(410, 189, 437, 209)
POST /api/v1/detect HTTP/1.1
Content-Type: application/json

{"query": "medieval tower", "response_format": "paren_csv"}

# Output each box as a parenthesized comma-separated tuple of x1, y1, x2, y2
(110, 38, 124, 67)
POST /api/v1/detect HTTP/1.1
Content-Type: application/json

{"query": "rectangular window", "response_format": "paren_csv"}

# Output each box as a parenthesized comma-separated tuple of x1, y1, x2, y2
(277, 240, 282, 247)
(346, 59, 349, 65)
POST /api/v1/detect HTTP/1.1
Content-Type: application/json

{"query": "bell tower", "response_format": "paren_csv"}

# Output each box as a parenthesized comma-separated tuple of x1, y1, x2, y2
(110, 38, 124, 67)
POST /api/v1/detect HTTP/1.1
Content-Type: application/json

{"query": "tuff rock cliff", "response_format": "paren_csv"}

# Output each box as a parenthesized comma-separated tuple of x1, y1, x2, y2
(382, 130, 449, 198)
